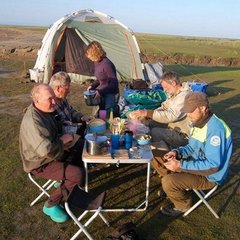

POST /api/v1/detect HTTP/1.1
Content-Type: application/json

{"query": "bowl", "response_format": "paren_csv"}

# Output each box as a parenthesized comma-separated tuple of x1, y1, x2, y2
(135, 134, 151, 145)
(88, 118, 106, 134)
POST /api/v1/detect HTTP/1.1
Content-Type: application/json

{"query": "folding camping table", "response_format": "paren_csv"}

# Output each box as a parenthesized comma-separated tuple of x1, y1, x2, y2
(82, 144, 153, 212)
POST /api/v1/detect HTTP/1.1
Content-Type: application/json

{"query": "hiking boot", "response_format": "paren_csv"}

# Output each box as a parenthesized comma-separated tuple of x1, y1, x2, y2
(43, 205, 69, 223)
(160, 204, 185, 217)
(157, 189, 167, 200)
(151, 168, 157, 175)
(89, 163, 96, 169)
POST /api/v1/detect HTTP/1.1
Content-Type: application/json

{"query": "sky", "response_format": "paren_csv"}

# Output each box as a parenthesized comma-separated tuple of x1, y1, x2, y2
(0, 0, 240, 39)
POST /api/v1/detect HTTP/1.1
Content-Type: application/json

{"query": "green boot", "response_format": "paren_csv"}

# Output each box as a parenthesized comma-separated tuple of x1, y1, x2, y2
(43, 205, 69, 223)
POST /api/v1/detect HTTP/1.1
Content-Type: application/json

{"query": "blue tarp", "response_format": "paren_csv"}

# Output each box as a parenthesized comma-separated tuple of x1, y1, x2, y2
(121, 89, 167, 117)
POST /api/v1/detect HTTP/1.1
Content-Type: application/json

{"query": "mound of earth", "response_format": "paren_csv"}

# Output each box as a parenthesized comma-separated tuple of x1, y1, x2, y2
(144, 53, 240, 67)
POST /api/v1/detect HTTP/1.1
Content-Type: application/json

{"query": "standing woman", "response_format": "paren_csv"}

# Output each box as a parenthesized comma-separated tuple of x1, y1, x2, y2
(85, 41, 119, 117)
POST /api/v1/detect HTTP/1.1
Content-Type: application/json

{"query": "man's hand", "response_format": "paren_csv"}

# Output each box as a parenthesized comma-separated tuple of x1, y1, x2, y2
(60, 134, 74, 144)
(128, 110, 147, 121)
(163, 151, 177, 161)
(164, 158, 181, 172)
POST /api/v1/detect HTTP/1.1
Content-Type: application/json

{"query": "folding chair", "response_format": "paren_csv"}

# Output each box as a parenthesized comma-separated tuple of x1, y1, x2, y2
(65, 185, 110, 240)
(28, 173, 56, 207)
(183, 185, 219, 219)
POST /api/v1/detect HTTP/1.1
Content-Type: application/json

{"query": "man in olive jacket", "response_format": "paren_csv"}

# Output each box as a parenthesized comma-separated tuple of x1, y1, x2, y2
(19, 84, 85, 223)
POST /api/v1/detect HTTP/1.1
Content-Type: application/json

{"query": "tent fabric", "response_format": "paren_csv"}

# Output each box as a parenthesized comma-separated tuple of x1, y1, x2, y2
(64, 28, 94, 75)
(144, 62, 163, 87)
(29, 9, 145, 84)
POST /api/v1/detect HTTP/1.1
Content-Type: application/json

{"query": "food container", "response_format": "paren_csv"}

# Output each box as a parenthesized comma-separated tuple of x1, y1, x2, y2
(83, 90, 101, 106)
(188, 82, 208, 93)
(124, 130, 133, 149)
(135, 134, 151, 145)
(88, 118, 106, 134)
(85, 134, 109, 155)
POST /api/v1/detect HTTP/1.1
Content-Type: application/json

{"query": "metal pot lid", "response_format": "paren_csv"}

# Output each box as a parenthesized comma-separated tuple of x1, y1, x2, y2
(83, 90, 96, 96)
(85, 134, 107, 142)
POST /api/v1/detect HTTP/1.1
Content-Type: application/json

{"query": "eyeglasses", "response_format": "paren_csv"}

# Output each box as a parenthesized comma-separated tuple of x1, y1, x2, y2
(60, 85, 70, 90)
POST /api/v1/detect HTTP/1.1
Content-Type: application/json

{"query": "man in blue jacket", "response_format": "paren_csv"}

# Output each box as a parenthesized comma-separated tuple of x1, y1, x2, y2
(160, 92, 232, 217)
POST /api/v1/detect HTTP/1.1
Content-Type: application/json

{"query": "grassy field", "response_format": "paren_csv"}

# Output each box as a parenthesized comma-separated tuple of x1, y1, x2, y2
(0, 28, 240, 239)
(136, 33, 240, 58)
(0, 59, 240, 239)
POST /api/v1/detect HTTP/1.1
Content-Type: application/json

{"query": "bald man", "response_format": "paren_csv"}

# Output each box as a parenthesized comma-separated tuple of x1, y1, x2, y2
(19, 84, 85, 223)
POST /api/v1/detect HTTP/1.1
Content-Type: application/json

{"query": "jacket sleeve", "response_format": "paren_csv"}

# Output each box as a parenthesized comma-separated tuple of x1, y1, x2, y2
(31, 117, 64, 161)
(98, 78, 118, 95)
(97, 63, 118, 96)
(152, 92, 187, 124)
(178, 128, 225, 176)
(65, 100, 83, 122)
(90, 79, 100, 89)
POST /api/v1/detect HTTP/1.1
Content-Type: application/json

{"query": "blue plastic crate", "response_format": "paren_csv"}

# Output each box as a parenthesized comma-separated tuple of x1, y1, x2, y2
(189, 82, 208, 93)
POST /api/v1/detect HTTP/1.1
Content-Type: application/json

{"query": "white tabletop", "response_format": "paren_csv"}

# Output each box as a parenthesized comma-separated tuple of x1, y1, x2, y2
(82, 144, 153, 164)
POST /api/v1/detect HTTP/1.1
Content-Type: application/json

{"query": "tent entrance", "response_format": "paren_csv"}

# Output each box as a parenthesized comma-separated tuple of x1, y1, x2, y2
(53, 28, 94, 77)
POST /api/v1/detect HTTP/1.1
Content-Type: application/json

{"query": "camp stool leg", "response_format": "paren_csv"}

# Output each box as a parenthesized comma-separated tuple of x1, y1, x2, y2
(65, 185, 109, 240)
(28, 173, 56, 207)
(65, 204, 109, 240)
(183, 185, 219, 219)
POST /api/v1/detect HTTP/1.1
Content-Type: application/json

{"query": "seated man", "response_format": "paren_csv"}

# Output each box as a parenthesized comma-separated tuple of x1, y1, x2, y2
(19, 84, 85, 223)
(159, 92, 232, 217)
(129, 71, 191, 151)
(49, 71, 93, 138)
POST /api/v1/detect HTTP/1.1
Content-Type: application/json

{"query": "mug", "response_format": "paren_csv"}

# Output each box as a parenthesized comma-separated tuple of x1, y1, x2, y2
(99, 110, 107, 121)
(111, 134, 120, 150)
(124, 130, 133, 150)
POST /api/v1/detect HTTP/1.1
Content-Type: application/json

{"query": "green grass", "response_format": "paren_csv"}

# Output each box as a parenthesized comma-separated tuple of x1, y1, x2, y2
(1, 29, 240, 239)
(0, 24, 47, 30)
(136, 33, 240, 59)
(0, 63, 240, 239)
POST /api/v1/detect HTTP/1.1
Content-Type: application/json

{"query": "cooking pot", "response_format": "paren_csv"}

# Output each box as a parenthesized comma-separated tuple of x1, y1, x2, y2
(88, 118, 106, 134)
(85, 134, 109, 155)
(83, 90, 101, 106)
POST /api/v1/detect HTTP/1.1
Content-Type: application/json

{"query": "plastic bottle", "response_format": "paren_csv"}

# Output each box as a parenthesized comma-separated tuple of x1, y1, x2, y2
(108, 108, 113, 129)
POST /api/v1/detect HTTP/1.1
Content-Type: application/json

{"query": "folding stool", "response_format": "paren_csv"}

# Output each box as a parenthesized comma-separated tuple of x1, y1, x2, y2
(65, 185, 110, 240)
(183, 185, 219, 219)
(28, 173, 56, 207)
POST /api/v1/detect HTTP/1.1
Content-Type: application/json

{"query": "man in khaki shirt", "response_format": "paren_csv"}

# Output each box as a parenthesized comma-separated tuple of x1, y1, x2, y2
(130, 71, 191, 150)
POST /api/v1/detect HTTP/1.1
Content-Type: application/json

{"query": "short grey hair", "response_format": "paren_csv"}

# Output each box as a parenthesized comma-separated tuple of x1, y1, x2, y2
(31, 83, 51, 102)
(49, 71, 71, 89)
(160, 70, 181, 85)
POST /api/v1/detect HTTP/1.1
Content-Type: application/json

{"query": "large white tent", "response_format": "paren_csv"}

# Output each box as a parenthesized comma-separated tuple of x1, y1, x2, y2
(29, 9, 145, 84)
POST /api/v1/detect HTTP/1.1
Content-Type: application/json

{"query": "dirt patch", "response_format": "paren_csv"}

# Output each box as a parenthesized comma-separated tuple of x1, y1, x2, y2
(0, 94, 30, 116)
(0, 68, 17, 78)
(0, 26, 44, 60)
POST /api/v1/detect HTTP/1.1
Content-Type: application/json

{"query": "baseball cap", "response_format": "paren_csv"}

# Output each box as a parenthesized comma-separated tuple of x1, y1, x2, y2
(181, 92, 209, 113)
